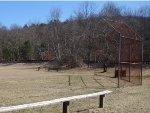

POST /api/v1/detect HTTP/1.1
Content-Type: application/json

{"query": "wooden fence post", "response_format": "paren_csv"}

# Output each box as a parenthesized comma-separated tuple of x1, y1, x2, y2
(68, 76, 71, 86)
(99, 94, 105, 108)
(63, 101, 70, 113)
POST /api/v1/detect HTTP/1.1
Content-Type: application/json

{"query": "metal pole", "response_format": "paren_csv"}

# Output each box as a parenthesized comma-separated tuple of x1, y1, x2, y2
(63, 101, 70, 113)
(129, 44, 131, 82)
(141, 40, 143, 85)
(118, 34, 121, 88)
(48, 44, 50, 60)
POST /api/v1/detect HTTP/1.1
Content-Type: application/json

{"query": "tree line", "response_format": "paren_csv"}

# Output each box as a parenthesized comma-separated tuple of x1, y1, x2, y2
(0, 2, 149, 66)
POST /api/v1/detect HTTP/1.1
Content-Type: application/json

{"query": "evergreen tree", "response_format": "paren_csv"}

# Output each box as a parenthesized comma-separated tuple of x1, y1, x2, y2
(22, 40, 34, 60)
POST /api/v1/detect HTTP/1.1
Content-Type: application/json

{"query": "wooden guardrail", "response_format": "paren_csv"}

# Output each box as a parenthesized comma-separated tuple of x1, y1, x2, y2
(0, 90, 112, 113)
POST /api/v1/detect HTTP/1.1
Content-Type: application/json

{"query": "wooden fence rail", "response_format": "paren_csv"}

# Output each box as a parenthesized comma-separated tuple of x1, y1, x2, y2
(0, 90, 112, 113)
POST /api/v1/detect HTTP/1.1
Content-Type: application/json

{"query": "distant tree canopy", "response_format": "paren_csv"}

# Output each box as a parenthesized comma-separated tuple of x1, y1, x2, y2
(2, 48, 13, 61)
(100, 2, 122, 17)
(21, 40, 34, 60)
(0, 2, 149, 64)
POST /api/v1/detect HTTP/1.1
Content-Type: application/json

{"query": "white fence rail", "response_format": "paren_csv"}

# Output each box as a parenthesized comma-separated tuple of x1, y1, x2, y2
(0, 90, 112, 113)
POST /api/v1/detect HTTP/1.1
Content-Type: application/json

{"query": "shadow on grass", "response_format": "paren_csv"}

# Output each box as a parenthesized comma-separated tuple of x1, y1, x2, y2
(0, 63, 17, 66)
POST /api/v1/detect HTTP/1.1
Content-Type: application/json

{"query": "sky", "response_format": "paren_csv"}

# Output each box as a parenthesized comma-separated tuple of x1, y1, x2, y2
(0, 1, 149, 29)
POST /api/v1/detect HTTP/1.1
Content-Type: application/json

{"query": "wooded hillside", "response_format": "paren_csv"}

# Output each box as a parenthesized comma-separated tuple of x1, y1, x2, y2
(0, 2, 149, 65)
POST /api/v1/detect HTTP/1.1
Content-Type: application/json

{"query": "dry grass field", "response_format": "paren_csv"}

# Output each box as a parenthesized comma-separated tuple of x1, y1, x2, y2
(0, 63, 149, 113)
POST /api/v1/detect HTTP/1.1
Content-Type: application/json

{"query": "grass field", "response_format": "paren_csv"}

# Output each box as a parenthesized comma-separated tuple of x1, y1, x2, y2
(0, 63, 150, 113)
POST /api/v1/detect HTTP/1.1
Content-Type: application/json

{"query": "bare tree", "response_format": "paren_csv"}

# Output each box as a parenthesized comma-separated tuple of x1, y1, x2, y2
(76, 1, 95, 19)
(138, 6, 150, 17)
(50, 8, 61, 22)
(48, 8, 62, 60)
(75, 1, 97, 67)
(100, 2, 122, 17)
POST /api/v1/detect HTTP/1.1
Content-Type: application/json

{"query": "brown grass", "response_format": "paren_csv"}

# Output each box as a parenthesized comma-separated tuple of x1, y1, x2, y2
(0, 63, 149, 113)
